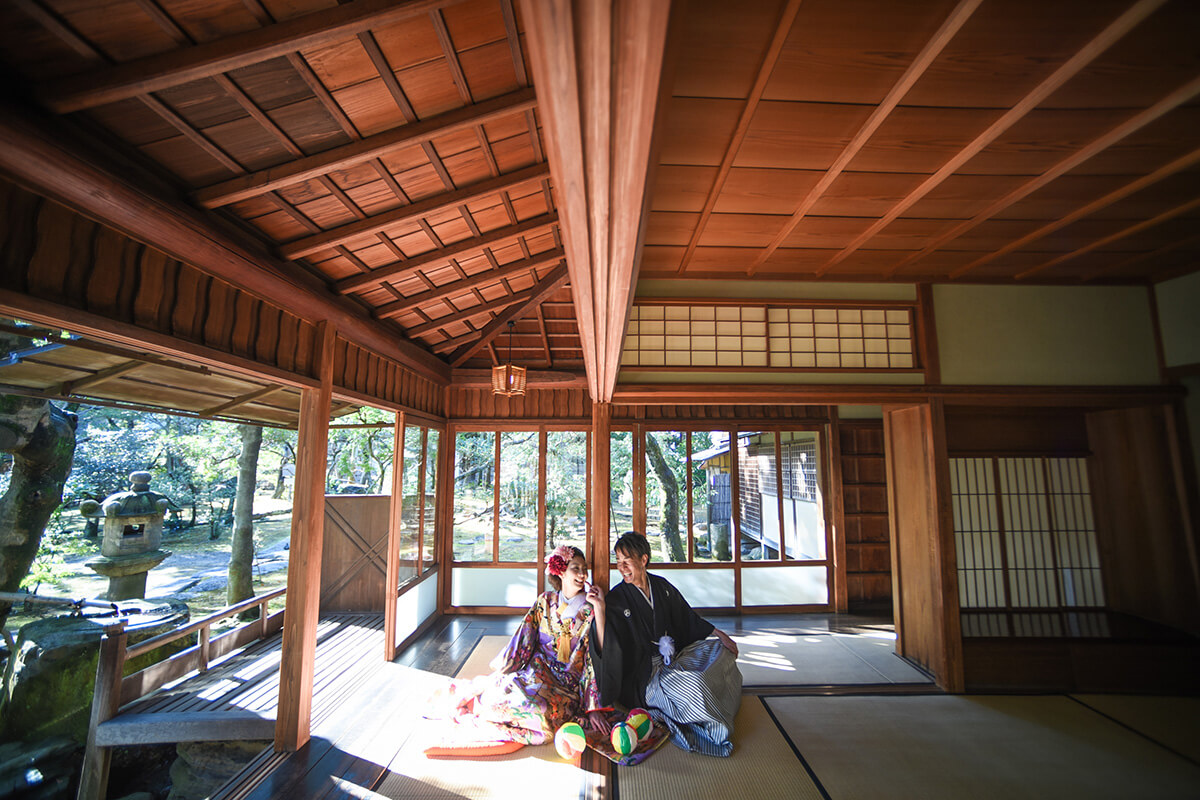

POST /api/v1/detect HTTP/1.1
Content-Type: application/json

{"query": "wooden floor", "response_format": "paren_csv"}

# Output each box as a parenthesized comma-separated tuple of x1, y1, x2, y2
(209, 611, 910, 800)
(100, 613, 387, 748)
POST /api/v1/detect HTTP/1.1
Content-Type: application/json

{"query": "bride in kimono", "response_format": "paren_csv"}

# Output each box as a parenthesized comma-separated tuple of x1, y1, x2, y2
(441, 545, 612, 744)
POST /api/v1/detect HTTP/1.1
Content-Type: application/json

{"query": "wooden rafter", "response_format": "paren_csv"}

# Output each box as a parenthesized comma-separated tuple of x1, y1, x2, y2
(279, 163, 549, 261)
(334, 214, 558, 294)
(1080, 233, 1200, 283)
(677, 0, 803, 275)
(951, 145, 1200, 279)
(406, 280, 551, 338)
(749, 0, 983, 275)
(194, 91, 539, 208)
(891, 74, 1200, 277)
(199, 384, 282, 417)
(39, 0, 468, 113)
(0, 102, 449, 383)
(536, 305, 552, 366)
(815, 0, 1167, 277)
(1016, 196, 1200, 280)
(57, 359, 145, 395)
(519, 0, 671, 401)
(447, 263, 569, 366)
(374, 249, 565, 319)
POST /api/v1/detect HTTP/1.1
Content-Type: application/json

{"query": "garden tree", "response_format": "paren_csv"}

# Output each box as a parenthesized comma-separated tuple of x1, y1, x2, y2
(0, 393, 76, 626)
(644, 433, 686, 562)
(326, 407, 394, 492)
(544, 431, 587, 548)
(261, 426, 297, 500)
(227, 424, 262, 607)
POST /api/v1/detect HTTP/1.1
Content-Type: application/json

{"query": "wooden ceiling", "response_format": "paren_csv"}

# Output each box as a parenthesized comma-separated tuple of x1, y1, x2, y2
(0, 0, 1196, 402)
(0, 0, 581, 375)
(644, 0, 1200, 284)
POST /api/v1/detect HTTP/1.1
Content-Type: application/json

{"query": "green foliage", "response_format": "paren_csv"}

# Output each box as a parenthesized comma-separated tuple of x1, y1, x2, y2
(326, 407, 394, 493)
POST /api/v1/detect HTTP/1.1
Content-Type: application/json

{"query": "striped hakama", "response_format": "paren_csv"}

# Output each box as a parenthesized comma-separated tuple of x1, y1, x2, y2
(645, 638, 743, 757)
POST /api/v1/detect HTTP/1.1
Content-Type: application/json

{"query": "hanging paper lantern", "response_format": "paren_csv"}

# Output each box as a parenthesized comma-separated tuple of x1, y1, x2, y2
(625, 708, 653, 740)
(610, 721, 639, 755)
(555, 721, 587, 759)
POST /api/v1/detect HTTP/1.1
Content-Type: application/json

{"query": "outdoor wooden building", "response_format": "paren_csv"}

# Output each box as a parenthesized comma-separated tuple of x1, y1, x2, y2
(0, 0, 1198, 796)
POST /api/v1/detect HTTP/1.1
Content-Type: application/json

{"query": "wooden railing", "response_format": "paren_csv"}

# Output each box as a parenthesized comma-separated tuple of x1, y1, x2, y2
(78, 589, 287, 800)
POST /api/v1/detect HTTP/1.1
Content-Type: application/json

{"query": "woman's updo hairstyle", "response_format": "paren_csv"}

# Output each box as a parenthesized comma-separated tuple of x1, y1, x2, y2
(545, 545, 585, 591)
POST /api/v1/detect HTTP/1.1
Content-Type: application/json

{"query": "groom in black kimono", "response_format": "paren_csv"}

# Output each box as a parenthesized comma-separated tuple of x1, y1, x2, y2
(589, 532, 738, 710)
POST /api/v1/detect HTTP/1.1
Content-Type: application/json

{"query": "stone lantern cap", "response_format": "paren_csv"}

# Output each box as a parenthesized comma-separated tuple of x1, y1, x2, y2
(79, 471, 174, 519)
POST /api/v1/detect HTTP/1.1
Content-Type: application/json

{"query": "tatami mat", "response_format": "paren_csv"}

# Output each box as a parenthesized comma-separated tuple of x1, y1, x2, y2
(767, 694, 1200, 800)
(1072, 694, 1200, 765)
(733, 631, 929, 686)
(456, 635, 510, 680)
(617, 697, 824, 800)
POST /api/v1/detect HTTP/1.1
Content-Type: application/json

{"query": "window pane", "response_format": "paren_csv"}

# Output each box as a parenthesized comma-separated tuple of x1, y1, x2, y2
(646, 430, 687, 563)
(690, 430, 733, 562)
(546, 430, 588, 556)
(781, 431, 825, 560)
(398, 425, 422, 583)
(498, 431, 539, 562)
(422, 429, 440, 570)
(738, 431, 779, 560)
(454, 431, 495, 561)
(610, 431, 634, 539)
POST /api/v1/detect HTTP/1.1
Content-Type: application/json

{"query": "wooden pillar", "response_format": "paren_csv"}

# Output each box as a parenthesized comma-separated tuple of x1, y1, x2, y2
(274, 322, 335, 751)
(383, 412, 406, 661)
(828, 411, 849, 612)
(591, 402, 612, 588)
(76, 624, 126, 800)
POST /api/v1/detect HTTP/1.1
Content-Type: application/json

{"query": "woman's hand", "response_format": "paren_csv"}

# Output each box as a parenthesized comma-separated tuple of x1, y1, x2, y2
(585, 709, 612, 735)
(584, 583, 606, 614)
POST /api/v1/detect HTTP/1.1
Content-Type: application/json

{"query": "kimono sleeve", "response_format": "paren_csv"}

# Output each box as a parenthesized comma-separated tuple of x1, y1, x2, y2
(589, 606, 627, 708)
(492, 594, 546, 673)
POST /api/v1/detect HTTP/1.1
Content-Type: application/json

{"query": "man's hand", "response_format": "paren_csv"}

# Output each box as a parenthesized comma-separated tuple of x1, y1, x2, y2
(584, 583, 606, 614)
(714, 628, 739, 657)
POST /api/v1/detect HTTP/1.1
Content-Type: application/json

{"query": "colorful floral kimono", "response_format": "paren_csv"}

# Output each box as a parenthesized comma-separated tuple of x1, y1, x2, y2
(449, 590, 602, 745)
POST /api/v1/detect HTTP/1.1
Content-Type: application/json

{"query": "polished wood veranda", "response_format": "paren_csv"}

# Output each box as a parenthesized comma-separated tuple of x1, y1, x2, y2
(100, 613, 386, 750)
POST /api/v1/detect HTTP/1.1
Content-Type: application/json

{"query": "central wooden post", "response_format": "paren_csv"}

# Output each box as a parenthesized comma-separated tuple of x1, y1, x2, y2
(275, 322, 335, 751)
(591, 401, 612, 588)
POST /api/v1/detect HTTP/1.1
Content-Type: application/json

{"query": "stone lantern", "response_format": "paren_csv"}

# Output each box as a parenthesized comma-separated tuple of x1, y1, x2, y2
(81, 471, 173, 600)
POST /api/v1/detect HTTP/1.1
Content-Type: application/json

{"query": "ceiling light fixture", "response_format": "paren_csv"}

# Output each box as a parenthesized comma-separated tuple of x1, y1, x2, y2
(491, 320, 526, 396)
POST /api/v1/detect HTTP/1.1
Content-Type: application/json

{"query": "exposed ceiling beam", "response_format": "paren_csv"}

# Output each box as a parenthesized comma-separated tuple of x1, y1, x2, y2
(57, 359, 145, 395)
(193, 88, 536, 208)
(406, 281, 551, 338)
(814, 0, 1167, 277)
(519, 0, 671, 401)
(334, 214, 557, 294)
(199, 384, 283, 417)
(38, 0, 468, 113)
(749, 0, 982, 275)
(677, 0, 803, 275)
(951, 144, 1200, 278)
(279, 162, 549, 261)
(890, 74, 1200, 277)
(0, 101, 450, 384)
(1079, 233, 1200, 283)
(373, 249, 565, 319)
(1016, 196, 1200, 280)
(447, 263, 570, 366)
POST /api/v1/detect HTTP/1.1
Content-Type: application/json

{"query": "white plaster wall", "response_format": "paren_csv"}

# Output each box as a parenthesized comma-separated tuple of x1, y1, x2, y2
(934, 284, 1160, 385)
(1154, 271, 1200, 368)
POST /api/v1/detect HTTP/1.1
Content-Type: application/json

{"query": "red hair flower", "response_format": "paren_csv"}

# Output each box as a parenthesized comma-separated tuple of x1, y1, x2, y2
(545, 545, 574, 577)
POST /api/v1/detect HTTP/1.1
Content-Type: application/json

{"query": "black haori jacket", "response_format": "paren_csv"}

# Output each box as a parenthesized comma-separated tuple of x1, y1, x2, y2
(589, 573, 714, 710)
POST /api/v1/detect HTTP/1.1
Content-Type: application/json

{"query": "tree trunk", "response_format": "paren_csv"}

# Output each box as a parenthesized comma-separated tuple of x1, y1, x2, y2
(227, 424, 262, 607)
(644, 434, 685, 562)
(0, 394, 77, 626)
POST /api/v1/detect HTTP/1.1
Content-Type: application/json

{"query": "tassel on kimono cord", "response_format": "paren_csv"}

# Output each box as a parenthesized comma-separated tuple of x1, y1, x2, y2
(656, 635, 675, 666)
